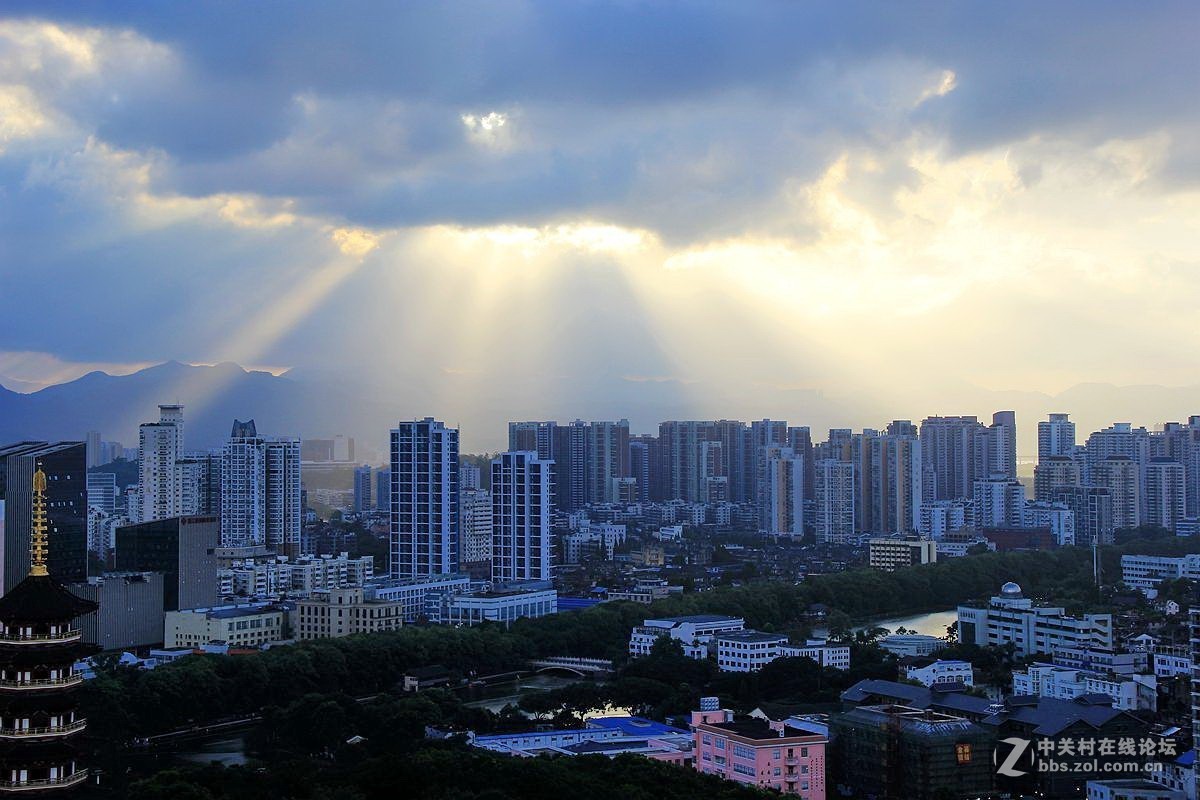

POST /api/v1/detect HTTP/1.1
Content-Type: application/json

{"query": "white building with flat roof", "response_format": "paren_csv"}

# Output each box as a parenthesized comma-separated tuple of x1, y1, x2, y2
(1120, 554, 1200, 596)
(868, 537, 936, 571)
(781, 639, 851, 670)
(629, 614, 746, 658)
(1011, 662, 1155, 711)
(878, 634, 946, 657)
(957, 582, 1113, 657)
(716, 631, 788, 672)
(902, 658, 974, 687)
(164, 602, 289, 649)
(443, 587, 557, 628)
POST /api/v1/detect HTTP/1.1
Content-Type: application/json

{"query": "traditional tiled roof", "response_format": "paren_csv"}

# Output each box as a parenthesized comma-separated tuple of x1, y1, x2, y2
(0, 574, 97, 624)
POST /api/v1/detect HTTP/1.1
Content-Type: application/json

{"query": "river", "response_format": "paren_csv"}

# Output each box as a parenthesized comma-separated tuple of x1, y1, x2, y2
(855, 609, 957, 637)
(176, 735, 248, 767)
(464, 674, 583, 713)
(813, 608, 957, 640)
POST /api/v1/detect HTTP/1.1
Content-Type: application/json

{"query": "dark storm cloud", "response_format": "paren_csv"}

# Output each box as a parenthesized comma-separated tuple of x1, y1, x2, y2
(1, 0, 1197, 393)
(5, 1, 1195, 232)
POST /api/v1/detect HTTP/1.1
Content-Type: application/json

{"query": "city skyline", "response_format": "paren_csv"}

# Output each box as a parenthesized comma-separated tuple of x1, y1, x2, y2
(1, 3, 1198, 437)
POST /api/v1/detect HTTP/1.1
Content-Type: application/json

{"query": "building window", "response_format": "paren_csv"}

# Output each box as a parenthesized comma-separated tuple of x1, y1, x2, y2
(955, 743, 972, 764)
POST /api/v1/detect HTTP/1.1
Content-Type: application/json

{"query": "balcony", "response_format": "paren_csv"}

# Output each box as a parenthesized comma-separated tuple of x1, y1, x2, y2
(0, 631, 81, 646)
(0, 770, 88, 792)
(0, 675, 83, 691)
(0, 720, 86, 739)
(784, 757, 800, 766)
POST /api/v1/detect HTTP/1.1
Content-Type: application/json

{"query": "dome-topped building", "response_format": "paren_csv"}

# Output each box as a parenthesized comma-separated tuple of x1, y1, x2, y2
(1000, 581, 1023, 598)
(0, 466, 97, 792)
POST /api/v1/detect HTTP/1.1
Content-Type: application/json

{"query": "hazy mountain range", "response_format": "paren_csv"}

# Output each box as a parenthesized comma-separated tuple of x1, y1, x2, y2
(0, 361, 1197, 461)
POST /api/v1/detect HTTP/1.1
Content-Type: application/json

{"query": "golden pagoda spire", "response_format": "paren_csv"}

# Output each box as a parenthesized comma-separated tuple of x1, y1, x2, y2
(30, 465, 49, 576)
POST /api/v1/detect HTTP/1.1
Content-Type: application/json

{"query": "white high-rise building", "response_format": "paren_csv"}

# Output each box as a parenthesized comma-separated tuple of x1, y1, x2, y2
(973, 475, 1026, 528)
(178, 453, 220, 516)
(918, 499, 972, 539)
(85, 430, 102, 469)
(919, 415, 983, 501)
(814, 458, 855, 543)
(86, 471, 118, 516)
(978, 411, 1017, 481)
(137, 404, 185, 523)
(220, 419, 302, 556)
(491, 451, 553, 582)
(1092, 454, 1141, 530)
(1022, 501, 1075, 545)
(459, 488, 493, 567)
(1144, 458, 1187, 533)
(390, 418, 459, 579)
(460, 462, 482, 491)
(1037, 413, 1076, 463)
(1084, 422, 1150, 484)
(1033, 455, 1080, 502)
(760, 446, 804, 537)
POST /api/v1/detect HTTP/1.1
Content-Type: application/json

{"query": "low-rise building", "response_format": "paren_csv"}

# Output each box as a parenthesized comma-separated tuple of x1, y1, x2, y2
(295, 586, 404, 639)
(1153, 647, 1192, 678)
(957, 582, 1113, 657)
(629, 614, 746, 658)
(607, 579, 681, 605)
(218, 551, 375, 599)
(868, 537, 937, 572)
(1121, 554, 1200, 596)
(470, 716, 693, 764)
(692, 698, 827, 797)
(1011, 662, 1156, 711)
(442, 586, 557, 627)
(368, 573, 474, 621)
(830, 704, 994, 800)
(935, 532, 995, 559)
(878, 634, 947, 658)
(716, 631, 789, 672)
(1086, 779, 1185, 800)
(782, 639, 851, 670)
(1052, 646, 1146, 675)
(164, 602, 290, 648)
(902, 658, 974, 687)
(1147, 749, 1195, 800)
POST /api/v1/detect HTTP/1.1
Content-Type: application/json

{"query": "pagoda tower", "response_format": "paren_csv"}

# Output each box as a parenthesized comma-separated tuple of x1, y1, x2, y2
(0, 466, 97, 792)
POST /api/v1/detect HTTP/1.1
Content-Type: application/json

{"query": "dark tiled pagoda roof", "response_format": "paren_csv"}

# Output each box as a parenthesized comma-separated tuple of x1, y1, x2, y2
(0, 575, 97, 624)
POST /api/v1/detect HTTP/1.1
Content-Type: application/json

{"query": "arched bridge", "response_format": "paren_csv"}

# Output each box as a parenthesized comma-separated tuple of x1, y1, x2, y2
(528, 657, 615, 677)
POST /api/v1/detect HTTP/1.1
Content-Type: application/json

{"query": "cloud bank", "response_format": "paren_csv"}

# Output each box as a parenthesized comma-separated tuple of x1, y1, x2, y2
(1, 2, 1198, 449)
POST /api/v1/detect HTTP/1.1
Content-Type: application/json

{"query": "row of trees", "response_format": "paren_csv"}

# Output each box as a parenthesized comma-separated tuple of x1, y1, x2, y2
(82, 534, 1194, 745)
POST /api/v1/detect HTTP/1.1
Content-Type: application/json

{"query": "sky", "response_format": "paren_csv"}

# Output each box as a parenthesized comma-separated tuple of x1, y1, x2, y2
(1, 2, 1198, 449)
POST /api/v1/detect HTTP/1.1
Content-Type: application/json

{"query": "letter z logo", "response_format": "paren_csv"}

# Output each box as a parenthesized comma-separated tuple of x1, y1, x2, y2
(995, 737, 1031, 777)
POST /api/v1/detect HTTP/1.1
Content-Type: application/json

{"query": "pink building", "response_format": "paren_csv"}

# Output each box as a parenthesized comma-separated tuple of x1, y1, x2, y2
(692, 700, 827, 798)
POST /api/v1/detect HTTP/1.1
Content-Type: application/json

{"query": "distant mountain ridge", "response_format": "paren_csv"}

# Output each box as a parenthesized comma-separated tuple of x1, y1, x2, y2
(0, 361, 404, 459)
(0, 361, 1197, 459)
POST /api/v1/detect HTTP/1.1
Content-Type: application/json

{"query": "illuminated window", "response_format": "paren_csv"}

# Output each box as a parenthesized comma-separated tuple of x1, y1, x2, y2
(955, 743, 972, 764)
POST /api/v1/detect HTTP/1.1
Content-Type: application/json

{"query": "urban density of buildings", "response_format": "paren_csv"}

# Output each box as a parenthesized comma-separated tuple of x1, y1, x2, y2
(6, 399, 1200, 799)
